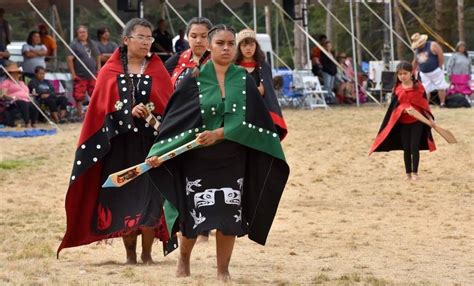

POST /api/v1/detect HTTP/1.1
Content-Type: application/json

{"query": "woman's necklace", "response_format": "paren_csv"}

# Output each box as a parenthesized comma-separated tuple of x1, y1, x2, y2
(130, 58, 147, 104)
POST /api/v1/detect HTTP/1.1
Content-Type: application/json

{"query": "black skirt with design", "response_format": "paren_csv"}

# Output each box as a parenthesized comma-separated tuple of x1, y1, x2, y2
(180, 140, 249, 238)
(93, 76, 163, 236)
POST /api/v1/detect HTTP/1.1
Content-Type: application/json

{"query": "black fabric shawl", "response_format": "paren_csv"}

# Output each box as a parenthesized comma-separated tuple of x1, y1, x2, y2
(164, 52, 182, 76)
(259, 61, 288, 139)
(147, 74, 289, 250)
(373, 95, 434, 152)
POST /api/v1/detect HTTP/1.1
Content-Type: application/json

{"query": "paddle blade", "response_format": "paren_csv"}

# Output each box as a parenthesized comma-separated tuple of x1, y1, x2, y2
(102, 162, 151, 188)
(434, 126, 457, 144)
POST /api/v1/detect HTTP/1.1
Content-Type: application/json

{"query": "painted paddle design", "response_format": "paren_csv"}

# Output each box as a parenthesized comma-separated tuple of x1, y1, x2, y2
(405, 108, 457, 144)
(102, 139, 201, 188)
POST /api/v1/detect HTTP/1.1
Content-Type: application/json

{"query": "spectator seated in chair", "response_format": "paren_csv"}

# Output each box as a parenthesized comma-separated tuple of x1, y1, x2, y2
(0, 62, 38, 128)
(28, 66, 68, 123)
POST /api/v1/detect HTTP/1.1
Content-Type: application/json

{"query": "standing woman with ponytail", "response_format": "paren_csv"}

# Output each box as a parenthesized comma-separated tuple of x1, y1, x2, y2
(369, 61, 436, 180)
(146, 24, 289, 281)
(165, 17, 212, 88)
(235, 29, 287, 139)
(58, 18, 173, 264)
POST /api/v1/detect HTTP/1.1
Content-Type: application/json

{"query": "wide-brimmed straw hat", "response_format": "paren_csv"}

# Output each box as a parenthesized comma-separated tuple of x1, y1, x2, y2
(410, 33, 428, 49)
(236, 28, 256, 44)
(5, 62, 23, 73)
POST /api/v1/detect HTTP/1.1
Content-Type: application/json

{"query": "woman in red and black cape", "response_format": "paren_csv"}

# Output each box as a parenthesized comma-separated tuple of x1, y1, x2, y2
(235, 28, 287, 140)
(57, 18, 173, 263)
(145, 25, 289, 280)
(369, 61, 436, 180)
(165, 17, 212, 88)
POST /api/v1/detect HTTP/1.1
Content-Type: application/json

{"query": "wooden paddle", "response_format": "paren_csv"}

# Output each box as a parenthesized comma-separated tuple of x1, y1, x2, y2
(405, 108, 457, 144)
(143, 109, 161, 131)
(102, 139, 201, 188)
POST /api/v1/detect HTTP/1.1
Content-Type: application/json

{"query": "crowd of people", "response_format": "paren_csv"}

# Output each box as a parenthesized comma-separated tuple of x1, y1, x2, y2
(0, 16, 194, 127)
(56, 17, 289, 283)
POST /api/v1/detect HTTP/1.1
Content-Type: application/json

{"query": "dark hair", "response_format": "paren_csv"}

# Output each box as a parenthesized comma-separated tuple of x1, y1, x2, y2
(318, 34, 327, 42)
(208, 24, 236, 41)
(97, 27, 110, 41)
(122, 18, 153, 38)
(26, 31, 40, 46)
(235, 37, 266, 64)
(455, 41, 468, 57)
(34, 66, 46, 73)
(394, 61, 418, 90)
(185, 17, 213, 36)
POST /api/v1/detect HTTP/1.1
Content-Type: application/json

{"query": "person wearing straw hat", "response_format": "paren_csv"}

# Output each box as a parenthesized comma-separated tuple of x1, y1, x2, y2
(411, 33, 449, 107)
(0, 61, 38, 127)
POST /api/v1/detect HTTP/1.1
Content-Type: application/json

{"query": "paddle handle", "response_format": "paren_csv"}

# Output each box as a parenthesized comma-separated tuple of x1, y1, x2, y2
(102, 139, 200, 188)
(406, 108, 457, 144)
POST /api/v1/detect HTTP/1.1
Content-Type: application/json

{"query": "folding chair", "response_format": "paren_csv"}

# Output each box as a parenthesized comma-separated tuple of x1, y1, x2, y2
(381, 71, 396, 103)
(302, 76, 328, 110)
(274, 74, 306, 108)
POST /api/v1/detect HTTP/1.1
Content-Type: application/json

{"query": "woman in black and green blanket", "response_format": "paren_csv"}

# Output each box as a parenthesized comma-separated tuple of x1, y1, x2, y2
(146, 24, 289, 282)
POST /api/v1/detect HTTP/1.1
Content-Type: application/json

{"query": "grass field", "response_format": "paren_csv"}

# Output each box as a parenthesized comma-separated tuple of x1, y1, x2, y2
(0, 106, 472, 285)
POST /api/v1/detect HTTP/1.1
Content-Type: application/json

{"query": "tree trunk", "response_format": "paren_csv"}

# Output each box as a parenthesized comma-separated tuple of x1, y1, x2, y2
(457, 0, 465, 42)
(435, 0, 454, 45)
(393, 0, 404, 60)
(325, 0, 333, 41)
(355, 1, 362, 65)
(293, 0, 306, 69)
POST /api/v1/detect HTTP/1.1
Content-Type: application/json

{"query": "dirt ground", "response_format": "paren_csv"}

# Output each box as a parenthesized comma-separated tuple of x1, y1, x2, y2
(0, 106, 472, 285)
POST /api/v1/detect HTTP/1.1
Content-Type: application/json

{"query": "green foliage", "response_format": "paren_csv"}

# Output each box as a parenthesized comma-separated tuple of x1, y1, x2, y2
(0, 160, 30, 170)
(5, 1, 474, 68)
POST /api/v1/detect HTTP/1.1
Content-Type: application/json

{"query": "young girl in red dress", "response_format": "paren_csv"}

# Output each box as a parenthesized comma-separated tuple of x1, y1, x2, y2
(369, 61, 436, 180)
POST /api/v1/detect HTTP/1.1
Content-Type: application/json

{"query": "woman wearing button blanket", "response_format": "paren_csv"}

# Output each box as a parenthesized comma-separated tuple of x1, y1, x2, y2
(146, 24, 289, 281)
(234, 28, 287, 139)
(57, 18, 173, 263)
(165, 17, 212, 88)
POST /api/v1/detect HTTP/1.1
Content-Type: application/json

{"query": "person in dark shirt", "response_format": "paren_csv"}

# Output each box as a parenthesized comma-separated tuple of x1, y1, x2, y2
(151, 19, 173, 62)
(28, 66, 68, 123)
(174, 29, 189, 53)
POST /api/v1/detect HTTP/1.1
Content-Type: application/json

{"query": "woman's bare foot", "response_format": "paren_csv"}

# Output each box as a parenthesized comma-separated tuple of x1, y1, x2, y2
(406, 173, 412, 180)
(141, 253, 154, 265)
(411, 173, 418, 181)
(217, 271, 231, 282)
(126, 254, 137, 264)
(176, 255, 191, 277)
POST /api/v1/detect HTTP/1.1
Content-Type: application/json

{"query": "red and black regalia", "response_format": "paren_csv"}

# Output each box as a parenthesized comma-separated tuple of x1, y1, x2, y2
(239, 60, 288, 140)
(165, 48, 210, 88)
(369, 82, 436, 155)
(147, 61, 290, 254)
(57, 49, 173, 256)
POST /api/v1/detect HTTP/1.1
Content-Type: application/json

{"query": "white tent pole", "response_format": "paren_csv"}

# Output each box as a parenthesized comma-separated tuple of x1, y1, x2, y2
(163, 3, 176, 36)
(317, 0, 379, 61)
(253, 0, 257, 31)
(273, 0, 381, 105)
(361, 0, 413, 52)
(28, 0, 97, 80)
(220, 0, 292, 70)
(99, 0, 125, 27)
(70, 0, 73, 42)
(304, 0, 310, 69)
(165, 0, 188, 25)
(199, 0, 202, 17)
(349, 0, 359, 107)
(388, 0, 395, 62)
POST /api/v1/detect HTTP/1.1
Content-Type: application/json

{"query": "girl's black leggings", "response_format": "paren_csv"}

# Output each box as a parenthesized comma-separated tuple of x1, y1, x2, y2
(400, 122, 423, 174)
